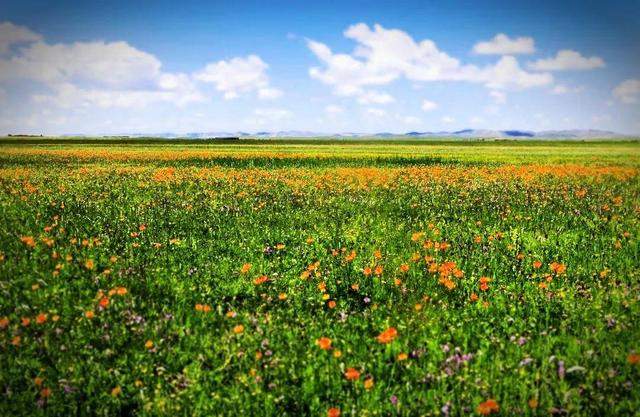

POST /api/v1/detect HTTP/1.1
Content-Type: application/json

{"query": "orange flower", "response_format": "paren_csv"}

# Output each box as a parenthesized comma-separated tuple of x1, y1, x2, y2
(399, 264, 410, 273)
(333, 350, 342, 358)
(84, 259, 95, 270)
(350, 283, 360, 291)
(34, 377, 44, 386)
(11, 335, 21, 346)
(327, 407, 341, 417)
(345, 250, 356, 262)
(195, 303, 204, 311)
(85, 310, 95, 319)
(300, 270, 311, 280)
(40, 387, 51, 398)
(144, 340, 154, 349)
(397, 353, 408, 361)
(374, 265, 383, 276)
(470, 293, 479, 302)
(363, 267, 372, 276)
(0, 316, 9, 329)
(111, 386, 121, 397)
(253, 275, 268, 285)
(278, 293, 288, 301)
(233, 324, 245, 334)
(550, 262, 566, 275)
(98, 297, 110, 308)
(240, 263, 252, 274)
(411, 232, 425, 242)
(363, 377, 374, 390)
(316, 337, 332, 350)
(628, 353, 640, 365)
(477, 399, 500, 415)
(115, 287, 128, 296)
(376, 327, 398, 344)
(528, 398, 538, 409)
(20, 236, 36, 248)
(394, 278, 402, 286)
(344, 367, 360, 381)
(21, 317, 31, 327)
(479, 276, 491, 291)
(373, 250, 382, 259)
(327, 300, 336, 309)
(35, 313, 47, 324)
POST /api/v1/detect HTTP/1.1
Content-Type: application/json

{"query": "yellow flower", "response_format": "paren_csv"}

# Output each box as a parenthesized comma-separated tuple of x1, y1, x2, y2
(363, 377, 374, 390)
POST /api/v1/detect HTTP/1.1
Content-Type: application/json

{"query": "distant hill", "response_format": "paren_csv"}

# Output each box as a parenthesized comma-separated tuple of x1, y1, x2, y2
(47, 129, 635, 140)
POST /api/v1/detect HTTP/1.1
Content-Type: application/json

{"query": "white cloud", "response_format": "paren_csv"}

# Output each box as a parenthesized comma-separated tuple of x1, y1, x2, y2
(613, 79, 640, 104)
(483, 56, 553, 89)
(254, 108, 292, 119)
(469, 116, 485, 124)
(442, 116, 455, 124)
(325, 105, 344, 114)
(365, 108, 386, 117)
(473, 33, 535, 55)
(258, 87, 283, 99)
(489, 90, 506, 104)
(0, 21, 42, 54)
(401, 115, 421, 125)
(195, 55, 281, 100)
(32, 81, 204, 108)
(307, 23, 551, 101)
(421, 99, 437, 111)
(0, 41, 164, 88)
(357, 90, 394, 104)
(528, 50, 605, 71)
(0, 22, 282, 109)
(550, 84, 584, 95)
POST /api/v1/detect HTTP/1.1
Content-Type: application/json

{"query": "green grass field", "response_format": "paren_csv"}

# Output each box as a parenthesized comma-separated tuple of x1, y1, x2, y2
(0, 139, 639, 416)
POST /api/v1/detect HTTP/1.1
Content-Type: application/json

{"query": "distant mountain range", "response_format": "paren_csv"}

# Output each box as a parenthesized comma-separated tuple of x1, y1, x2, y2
(57, 129, 636, 139)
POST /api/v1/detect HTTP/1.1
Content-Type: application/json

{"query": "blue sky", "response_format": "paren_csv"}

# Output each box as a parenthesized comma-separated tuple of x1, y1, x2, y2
(0, 0, 639, 134)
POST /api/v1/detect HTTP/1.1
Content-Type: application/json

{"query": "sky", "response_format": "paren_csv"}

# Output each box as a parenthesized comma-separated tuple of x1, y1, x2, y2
(0, 0, 639, 135)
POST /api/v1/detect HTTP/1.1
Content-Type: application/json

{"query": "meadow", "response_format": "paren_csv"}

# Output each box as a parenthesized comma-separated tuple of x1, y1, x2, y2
(0, 139, 639, 416)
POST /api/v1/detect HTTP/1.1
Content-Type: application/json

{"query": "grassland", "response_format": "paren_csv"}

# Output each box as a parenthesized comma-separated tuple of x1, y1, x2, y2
(0, 139, 639, 416)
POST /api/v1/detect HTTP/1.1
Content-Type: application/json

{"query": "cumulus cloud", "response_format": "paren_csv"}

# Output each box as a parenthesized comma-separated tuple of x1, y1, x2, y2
(528, 50, 605, 71)
(421, 99, 437, 111)
(550, 84, 584, 95)
(0, 22, 281, 110)
(194, 55, 281, 100)
(307, 23, 552, 99)
(365, 108, 386, 117)
(613, 79, 640, 103)
(325, 105, 344, 114)
(483, 56, 553, 89)
(489, 90, 506, 104)
(401, 115, 421, 125)
(0, 21, 42, 54)
(472, 33, 535, 55)
(357, 90, 394, 104)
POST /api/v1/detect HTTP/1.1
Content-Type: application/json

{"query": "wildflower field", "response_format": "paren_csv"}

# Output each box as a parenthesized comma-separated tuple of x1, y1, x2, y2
(0, 139, 639, 416)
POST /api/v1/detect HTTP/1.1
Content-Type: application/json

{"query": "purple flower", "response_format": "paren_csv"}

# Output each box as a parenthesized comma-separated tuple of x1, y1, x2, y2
(558, 360, 565, 379)
(363, 297, 371, 304)
(517, 337, 527, 346)
(441, 403, 450, 417)
(390, 395, 398, 405)
(441, 344, 450, 353)
(519, 357, 533, 367)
